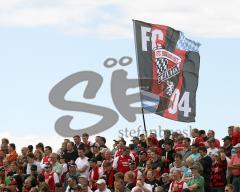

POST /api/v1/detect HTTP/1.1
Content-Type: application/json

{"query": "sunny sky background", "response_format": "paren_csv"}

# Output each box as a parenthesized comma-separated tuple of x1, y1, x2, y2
(0, 0, 240, 152)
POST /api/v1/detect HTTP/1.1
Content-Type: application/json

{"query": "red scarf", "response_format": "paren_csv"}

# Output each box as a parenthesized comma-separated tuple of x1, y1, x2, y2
(89, 166, 99, 190)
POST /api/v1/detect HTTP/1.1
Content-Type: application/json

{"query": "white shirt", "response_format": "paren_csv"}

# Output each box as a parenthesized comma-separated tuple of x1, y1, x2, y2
(131, 183, 152, 192)
(207, 147, 219, 157)
(26, 161, 41, 174)
(95, 188, 111, 192)
(75, 156, 89, 177)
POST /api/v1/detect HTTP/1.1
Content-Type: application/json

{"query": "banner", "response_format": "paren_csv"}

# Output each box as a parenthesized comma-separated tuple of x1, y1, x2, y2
(133, 20, 200, 122)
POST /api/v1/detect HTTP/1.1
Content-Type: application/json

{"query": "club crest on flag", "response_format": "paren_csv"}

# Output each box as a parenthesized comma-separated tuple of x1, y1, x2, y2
(154, 46, 182, 96)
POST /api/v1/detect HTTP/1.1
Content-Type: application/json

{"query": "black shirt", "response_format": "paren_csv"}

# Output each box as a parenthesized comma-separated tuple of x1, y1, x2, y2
(63, 150, 78, 163)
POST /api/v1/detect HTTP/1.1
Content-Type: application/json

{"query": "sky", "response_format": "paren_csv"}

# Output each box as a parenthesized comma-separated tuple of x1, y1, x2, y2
(0, 0, 240, 152)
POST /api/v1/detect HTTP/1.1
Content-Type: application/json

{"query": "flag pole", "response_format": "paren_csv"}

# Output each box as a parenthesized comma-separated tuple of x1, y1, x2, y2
(133, 19, 149, 146)
(141, 107, 149, 146)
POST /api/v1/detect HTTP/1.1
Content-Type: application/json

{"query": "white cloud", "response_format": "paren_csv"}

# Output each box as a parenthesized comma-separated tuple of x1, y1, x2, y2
(0, 0, 239, 38)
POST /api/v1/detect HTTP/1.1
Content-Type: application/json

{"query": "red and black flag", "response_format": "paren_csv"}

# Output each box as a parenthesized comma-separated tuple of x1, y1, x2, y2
(133, 20, 200, 122)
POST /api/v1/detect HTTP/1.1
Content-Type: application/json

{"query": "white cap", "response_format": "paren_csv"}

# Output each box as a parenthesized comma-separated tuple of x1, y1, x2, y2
(96, 179, 106, 184)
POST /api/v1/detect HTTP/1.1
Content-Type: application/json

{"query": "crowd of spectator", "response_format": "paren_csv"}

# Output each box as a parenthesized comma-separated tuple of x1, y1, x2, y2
(0, 126, 240, 192)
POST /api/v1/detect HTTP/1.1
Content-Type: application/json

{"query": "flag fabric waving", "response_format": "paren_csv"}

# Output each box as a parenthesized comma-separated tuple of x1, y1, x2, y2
(133, 20, 200, 122)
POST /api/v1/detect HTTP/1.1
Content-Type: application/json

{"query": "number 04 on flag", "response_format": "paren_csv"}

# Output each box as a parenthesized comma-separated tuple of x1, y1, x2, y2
(133, 20, 200, 122)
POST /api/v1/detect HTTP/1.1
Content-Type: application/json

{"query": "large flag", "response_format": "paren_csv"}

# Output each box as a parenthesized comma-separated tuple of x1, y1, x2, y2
(133, 20, 200, 122)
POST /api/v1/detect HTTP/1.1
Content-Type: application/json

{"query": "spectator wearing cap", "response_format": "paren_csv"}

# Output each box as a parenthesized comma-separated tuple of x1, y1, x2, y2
(159, 130, 174, 150)
(222, 136, 233, 157)
(180, 137, 192, 161)
(206, 130, 220, 148)
(43, 163, 60, 192)
(191, 128, 205, 147)
(95, 179, 111, 192)
(27, 164, 38, 180)
(229, 143, 240, 192)
(63, 142, 78, 163)
(207, 137, 219, 158)
(198, 146, 212, 191)
(186, 163, 204, 192)
(75, 148, 89, 178)
(88, 158, 103, 191)
(209, 151, 227, 192)
(169, 168, 188, 192)
(113, 147, 132, 174)
(65, 175, 78, 192)
(6, 143, 18, 163)
(64, 162, 80, 190)
(145, 169, 161, 191)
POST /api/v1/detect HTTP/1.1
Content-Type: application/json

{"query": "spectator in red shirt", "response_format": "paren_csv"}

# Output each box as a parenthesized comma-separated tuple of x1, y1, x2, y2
(0, 150, 5, 167)
(191, 128, 205, 147)
(174, 135, 185, 153)
(207, 130, 220, 148)
(113, 147, 132, 174)
(229, 144, 240, 192)
(232, 127, 240, 146)
(6, 143, 18, 163)
(103, 161, 116, 191)
(209, 152, 227, 192)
